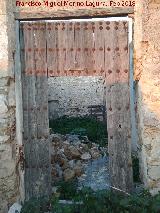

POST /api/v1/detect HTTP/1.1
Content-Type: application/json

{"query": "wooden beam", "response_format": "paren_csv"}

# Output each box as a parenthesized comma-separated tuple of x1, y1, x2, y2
(15, 20, 25, 202)
(15, 7, 134, 20)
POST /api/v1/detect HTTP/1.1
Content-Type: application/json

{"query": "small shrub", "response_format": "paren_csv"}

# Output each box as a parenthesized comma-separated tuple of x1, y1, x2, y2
(49, 116, 108, 147)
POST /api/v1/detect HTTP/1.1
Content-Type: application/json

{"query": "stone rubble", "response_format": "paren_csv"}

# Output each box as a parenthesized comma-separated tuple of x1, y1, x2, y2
(50, 133, 105, 182)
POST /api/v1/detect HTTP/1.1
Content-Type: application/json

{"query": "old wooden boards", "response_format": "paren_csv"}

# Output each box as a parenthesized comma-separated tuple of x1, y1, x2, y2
(20, 19, 133, 196)
(105, 21, 133, 193)
(20, 22, 51, 200)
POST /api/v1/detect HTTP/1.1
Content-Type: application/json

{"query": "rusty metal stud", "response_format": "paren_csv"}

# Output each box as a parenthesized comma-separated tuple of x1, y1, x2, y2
(108, 69, 112, 74)
(100, 69, 104, 73)
(40, 28, 45, 31)
(76, 27, 80, 31)
(126, 104, 130, 110)
(62, 22, 65, 26)
(49, 70, 53, 74)
(84, 48, 88, 51)
(77, 48, 81, 51)
(56, 48, 59, 51)
(109, 107, 112, 111)
(106, 26, 110, 30)
(99, 26, 103, 30)
(84, 22, 88, 26)
(106, 21, 110, 25)
(33, 27, 38, 30)
(27, 28, 31, 31)
(115, 21, 119, 25)
(124, 46, 128, 51)
(124, 69, 128, 73)
(47, 27, 51, 30)
(85, 27, 88, 30)
(107, 47, 111, 51)
(92, 48, 96, 52)
(28, 48, 32, 52)
(92, 27, 95, 30)
(48, 48, 52, 52)
(63, 48, 66, 51)
(55, 23, 59, 26)
(57, 70, 60, 74)
(115, 47, 119, 51)
(69, 22, 73, 26)
(99, 22, 103, 25)
(71, 70, 74, 74)
(93, 70, 96, 73)
(35, 48, 39, 52)
(115, 26, 118, 30)
(78, 71, 81, 74)
(62, 27, 65, 30)
(55, 27, 58, 30)
(91, 22, 95, 25)
(70, 48, 74, 51)
(99, 47, 103, 51)
(116, 69, 120, 73)
(76, 22, 80, 25)
(69, 27, 72, 31)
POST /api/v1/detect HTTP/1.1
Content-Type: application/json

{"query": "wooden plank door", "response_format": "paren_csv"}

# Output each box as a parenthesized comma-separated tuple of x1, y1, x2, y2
(20, 22, 51, 200)
(104, 21, 133, 193)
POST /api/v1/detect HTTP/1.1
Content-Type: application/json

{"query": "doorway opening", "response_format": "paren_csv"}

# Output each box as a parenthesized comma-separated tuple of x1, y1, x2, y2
(18, 16, 138, 206)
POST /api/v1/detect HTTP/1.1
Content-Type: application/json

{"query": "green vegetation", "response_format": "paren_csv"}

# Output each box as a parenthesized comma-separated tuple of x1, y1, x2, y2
(21, 184, 160, 213)
(49, 116, 108, 147)
(132, 155, 141, 183)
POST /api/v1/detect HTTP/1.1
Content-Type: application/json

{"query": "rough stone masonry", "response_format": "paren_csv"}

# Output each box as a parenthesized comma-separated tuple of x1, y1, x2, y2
(0, 0, 160, 212)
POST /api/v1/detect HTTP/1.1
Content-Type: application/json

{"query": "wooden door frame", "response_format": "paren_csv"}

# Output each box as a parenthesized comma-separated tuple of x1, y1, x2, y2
(15, 8, 135, 201)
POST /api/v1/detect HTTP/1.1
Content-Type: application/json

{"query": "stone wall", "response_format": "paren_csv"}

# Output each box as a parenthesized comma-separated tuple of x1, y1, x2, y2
(48, 76, 106, 119)
(134, 0, 160, 194)
(0, 1, 18, 212)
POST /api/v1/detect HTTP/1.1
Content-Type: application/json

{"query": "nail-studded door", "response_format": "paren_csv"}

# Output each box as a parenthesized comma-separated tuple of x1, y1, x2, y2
(20, 19, 133, 198)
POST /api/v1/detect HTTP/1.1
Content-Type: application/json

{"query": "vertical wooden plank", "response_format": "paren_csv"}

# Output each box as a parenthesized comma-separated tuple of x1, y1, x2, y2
(57, 21, 67, 76)
(82, 21, 94, 76)
(74, 21, 85, 74)
(65, 21, 75, 75)
(47, 22, 58, 77)
(94, 21, 105, 75)
(21, 21, 51, 200)
(15, 21, 25, 202)
(105, 21, 133, 193)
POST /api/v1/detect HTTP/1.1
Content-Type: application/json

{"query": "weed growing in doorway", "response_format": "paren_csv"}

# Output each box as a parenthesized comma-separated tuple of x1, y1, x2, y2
(21, 187, 160, 213)
(49, 116, 108, 147)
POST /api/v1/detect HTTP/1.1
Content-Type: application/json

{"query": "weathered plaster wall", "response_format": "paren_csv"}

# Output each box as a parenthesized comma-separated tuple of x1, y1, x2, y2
(0, 1, 18, 212)
(134, 0, 160, 194)
(48, 76, 105, 119)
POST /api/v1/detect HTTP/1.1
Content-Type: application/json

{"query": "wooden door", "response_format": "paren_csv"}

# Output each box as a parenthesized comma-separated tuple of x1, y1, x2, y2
(20, 22, 51, 200)
(20, 19, 133, 198)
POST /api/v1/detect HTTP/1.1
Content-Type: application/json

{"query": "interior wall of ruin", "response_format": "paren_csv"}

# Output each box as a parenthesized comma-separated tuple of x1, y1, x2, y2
(0, 0, 160, 212)
(48, 76, 106, 119)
